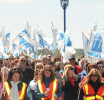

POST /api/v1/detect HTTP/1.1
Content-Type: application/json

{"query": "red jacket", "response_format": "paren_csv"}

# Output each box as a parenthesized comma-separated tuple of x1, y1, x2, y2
(75, 65, 82, 75)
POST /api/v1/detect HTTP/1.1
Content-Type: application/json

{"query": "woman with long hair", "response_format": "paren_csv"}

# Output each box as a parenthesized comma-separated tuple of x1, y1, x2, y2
(1, 67, 28, 100)
(62, 64, 81, 100)
(0, 67, 9, 98)
(35, 65, 62, 100)
(79, 68, 104, 100)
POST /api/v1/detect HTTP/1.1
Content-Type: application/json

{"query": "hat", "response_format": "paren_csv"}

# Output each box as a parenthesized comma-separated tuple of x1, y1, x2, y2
(14, 59, 19, 62)
(68, 56, 75, 60)
(48, 55, 51, 59)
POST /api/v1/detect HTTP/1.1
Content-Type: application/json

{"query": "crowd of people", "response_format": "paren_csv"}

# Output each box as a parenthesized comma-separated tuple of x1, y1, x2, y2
(0, 54, 104, 100)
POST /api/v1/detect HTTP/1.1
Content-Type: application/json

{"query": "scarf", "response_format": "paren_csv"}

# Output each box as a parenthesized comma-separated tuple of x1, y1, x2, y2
(9, 81, 20, 100)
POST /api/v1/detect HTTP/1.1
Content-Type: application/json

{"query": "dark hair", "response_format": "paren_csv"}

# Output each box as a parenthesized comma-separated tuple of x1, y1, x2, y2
(86, 63, 90, 68)
(78, 58, 80, 62)
(87, 63, 99, 73)
(48, 61, 55, 65)
(33, 69, 39, 80)
(97, 60, 103, 65)
(8, 67, 23, 81)
(29, 62, 34, 70)
(0, 58, 3, 64)
(53, 56, 61, 63)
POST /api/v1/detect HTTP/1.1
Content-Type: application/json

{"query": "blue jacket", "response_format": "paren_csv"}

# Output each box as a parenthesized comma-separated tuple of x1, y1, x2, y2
(35, 77, 62, 99)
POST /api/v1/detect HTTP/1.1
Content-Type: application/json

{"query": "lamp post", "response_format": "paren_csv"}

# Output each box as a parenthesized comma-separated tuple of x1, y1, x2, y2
(60, 0, 69, 33)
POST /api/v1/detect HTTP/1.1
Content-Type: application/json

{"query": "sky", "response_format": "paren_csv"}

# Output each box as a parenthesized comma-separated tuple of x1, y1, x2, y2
(0, 0, 104, 49)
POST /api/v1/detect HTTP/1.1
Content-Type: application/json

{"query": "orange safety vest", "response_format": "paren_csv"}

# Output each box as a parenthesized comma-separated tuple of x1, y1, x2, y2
(38, 78, 58, 100)
(4, 82, 27, 100)
(83, 83, 104, 100)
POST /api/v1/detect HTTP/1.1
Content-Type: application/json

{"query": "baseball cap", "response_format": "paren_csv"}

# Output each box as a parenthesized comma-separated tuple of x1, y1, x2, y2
(68, 56, 75, 60)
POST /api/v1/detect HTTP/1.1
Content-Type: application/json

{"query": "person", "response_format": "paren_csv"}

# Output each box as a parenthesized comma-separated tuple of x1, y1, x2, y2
(68, 55, 82, 75)
(9, 61, 15, 70)
(9, 56, 14, 62)
(27, 69, 39, 100)
(54, 61, 62, 86)
(0, 58, 3, 71)
(54, 56, 61, 63)
(29, 62, 34, 70)
(59, 61, 70, 77)
(79, 68, 104, 100)
(19, 56, 34, 86)
(35, 65, 62, 100)
(35, 63, 44, 71)
(62, 64, 81, 100)
(41, 55, 48, 65)
(79, 58, 88, 70)
(87, 63, 100, 73)
(0, 67, 9, 97)
(49, 61, 62, 100)
(3, 61, 8, 68)
(47, 55, 51, 62)
(14, 59, 19, 66)
(55, 61, 62, 72)
(31, 60, 36, 70)
(78, 63, 89, 80)
(1, 67, 28, 100)
(97, 60, 104, 77)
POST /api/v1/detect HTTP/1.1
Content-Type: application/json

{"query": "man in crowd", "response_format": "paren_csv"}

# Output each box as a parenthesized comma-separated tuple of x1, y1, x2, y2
(69, 55, 82, 75)
(97, 60, 104, 77)
(19, 56, 34, 86)
(9, 61, 15, 70)
(41, 55, 48, 65)
(3, 60, 8, 68)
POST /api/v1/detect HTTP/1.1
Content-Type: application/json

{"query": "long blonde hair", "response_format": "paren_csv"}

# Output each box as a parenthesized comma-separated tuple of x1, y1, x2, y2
(63, 64, 75, 81)
(84, 68, 103, 84)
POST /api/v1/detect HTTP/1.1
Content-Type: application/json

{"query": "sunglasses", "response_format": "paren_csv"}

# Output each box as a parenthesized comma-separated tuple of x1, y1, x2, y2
(45, 70, 51, 72)
(37, 66, 43, 68)
(99, 66, 104, 68)
(20, 60, 26, 62)
(91, 75, 98, 77)
(35, 74, 38, 76)
(70, 67, 75, 70)
(50, 64, 54, 67)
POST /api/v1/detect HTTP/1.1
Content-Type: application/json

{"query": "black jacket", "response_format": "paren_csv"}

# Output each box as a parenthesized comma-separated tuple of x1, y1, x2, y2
(19, 67, 34, 86)
(1, 81, 28, 100)
(79, 80, 103, 100)
(62, 75, 81, 100)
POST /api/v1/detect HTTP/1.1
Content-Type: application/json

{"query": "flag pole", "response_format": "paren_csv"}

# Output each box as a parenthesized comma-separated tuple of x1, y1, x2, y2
(2, 66, 5, 96)
(44, 48, 48, 64)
